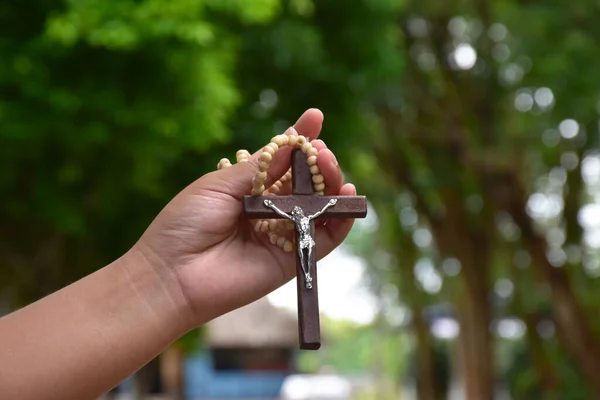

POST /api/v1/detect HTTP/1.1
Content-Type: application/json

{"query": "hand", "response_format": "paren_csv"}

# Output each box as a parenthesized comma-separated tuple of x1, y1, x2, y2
(135, 109, 357, 326)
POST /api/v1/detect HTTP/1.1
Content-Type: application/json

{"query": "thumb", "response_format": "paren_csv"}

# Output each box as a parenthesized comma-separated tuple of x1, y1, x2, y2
(215, 126, 298, 199)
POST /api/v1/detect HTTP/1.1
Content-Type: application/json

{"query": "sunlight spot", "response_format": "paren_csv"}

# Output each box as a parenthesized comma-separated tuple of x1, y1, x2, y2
(492, 43, 510, 62)
(408, 17, 428, 38)
(582, 155, 600, 184)
(431, 318, 459, 340)
(534, 87, 554, 109)
(496, 318, 525, 339)
(514, 91, 533, 112)
(542, 128, 560, 147)
(559, 119, 579, 139)
(500, 63, 523, 85)
(414, 258, 442, 294)
(448, 17, 467, 37)
(560, 151, 579, 171)
(442, 257, 461, 276)
(494, 278, 514, 299)
(413, 228, 432, 248)
(454, 43, 477, 69)
(488, 23, 507, 42)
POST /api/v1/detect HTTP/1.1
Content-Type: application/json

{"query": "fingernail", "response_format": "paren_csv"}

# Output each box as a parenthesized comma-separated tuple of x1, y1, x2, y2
(331, 152, 338, 167)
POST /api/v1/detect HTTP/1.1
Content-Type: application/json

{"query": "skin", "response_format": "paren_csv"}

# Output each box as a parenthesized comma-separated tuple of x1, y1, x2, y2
(0, 109, 357, 400)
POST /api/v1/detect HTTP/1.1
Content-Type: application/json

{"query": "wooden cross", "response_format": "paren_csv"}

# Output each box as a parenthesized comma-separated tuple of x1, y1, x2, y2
(242, 149, 367, 350)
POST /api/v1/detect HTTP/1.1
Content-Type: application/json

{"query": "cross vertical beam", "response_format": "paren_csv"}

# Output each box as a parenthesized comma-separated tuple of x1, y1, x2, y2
(291, 149, 320, 349)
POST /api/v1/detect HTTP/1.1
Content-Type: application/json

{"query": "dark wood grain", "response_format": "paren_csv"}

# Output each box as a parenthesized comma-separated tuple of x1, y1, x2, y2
(292, 148, 314, 195)
(296, 219, 320, 350)
(240, 148, 367, 350)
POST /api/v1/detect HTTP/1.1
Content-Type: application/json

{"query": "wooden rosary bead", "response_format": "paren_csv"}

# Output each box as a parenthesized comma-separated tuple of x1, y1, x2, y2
(307, 147, 318, 157)
(259, 152, 273, 163)
(287, 135, 298, 147)
(269, 233, 278, 245)
(283, 240, 294, 253)
(315, 191, 324, 195)
(254, 221, 262, 233)
(276, 236, 286, 248)
(307, 156, 317, 166)
(269, 185, 280, 194)
(252, 177, 264, 187)
(310, 165, 320, 175)
(285, 220, 295, 230)
(257, 171, 268, 182)
(268, 219, 278, 231)
(312, 174, 324, 184)
(258, 161, 270, 171)
(301, 142, 312, 153)
(314, 182, 325, 192)
(271, 136, 285, 147)
(261, 221, 270, 232)
(263, 145, 276, 156)
(252, 184, 265, 194)
(236, 150, 250, 163)
(279, 134, 289, 146)
(296, 136, 307, 146)
(268, 142, 279, 152)
(218, 158, 231, 169)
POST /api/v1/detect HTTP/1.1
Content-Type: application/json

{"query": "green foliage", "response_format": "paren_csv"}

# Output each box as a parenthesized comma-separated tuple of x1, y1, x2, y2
(505, 338, 592, 400)
(297, 317, 409, 380)
(0, 0, 281, 303)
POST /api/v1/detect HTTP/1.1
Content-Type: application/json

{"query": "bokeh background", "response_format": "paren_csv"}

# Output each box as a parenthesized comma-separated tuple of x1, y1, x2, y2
(3, 0, 600, 399)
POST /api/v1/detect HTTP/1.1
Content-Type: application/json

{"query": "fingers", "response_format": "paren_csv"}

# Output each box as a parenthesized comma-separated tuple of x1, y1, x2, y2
(314, 143, 343, 196)
(314, 183, 357, 260)
(293, 108, 324, 140)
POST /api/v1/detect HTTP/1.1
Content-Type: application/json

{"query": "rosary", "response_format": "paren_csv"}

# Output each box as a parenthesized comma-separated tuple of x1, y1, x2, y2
(217, 132, 367, 350)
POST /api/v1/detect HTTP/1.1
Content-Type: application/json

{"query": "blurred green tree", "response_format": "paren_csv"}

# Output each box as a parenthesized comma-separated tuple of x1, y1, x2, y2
(0, 0, 280, 305)
(224, 0, 600, 398)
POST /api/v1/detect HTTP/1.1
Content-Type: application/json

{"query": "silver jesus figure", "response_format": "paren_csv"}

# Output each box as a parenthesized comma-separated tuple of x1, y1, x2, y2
(263, 199, 338, 289)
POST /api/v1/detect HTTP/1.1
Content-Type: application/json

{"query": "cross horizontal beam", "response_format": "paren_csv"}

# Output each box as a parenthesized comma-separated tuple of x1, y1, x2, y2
(242, 195, 367, 219)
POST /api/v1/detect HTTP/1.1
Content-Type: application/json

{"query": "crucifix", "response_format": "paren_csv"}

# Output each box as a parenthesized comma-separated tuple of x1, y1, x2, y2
(242, 149, 367, 350)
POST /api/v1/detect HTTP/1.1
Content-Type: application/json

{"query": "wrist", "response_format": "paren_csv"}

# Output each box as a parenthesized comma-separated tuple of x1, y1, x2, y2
(123, 242, 197, 336)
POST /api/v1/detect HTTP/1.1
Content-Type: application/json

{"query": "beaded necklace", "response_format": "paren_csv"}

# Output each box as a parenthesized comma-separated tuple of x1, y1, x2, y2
(217, 133, 324, 253)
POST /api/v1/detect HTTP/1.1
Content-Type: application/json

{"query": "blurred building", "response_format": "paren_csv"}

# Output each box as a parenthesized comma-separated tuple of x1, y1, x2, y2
(184, 297, 298, 399)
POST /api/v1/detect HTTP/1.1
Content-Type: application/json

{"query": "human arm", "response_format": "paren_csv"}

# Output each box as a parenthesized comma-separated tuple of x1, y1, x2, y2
(0, 246, 192, 400)
(0, 109, 357, 400)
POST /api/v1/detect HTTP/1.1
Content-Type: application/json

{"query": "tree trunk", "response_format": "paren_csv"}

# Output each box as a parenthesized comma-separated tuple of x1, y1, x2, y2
(456, 286, 494, 400)
(412, 308, 440, 400)
(432, 191, 494, 400)
(523, 313, 560, 392)
(510, 188, 600, 397)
